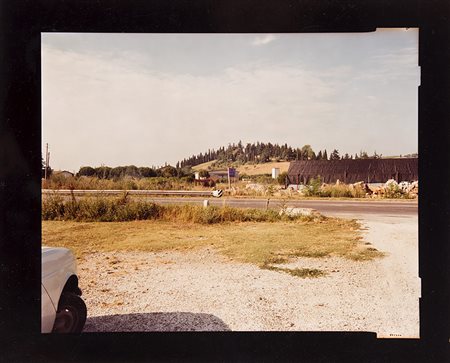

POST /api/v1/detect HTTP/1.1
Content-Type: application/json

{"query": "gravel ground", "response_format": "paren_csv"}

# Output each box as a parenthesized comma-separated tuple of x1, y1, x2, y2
(79, 213, 419, 337)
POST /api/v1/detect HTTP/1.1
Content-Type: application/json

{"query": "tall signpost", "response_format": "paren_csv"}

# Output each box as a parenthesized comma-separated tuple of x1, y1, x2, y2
(228, 167, 236, 190)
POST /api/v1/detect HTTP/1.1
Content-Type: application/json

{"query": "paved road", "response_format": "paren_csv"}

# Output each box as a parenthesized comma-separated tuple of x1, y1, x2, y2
(132, 197, 417, 217)
(43, 191, 417, 217)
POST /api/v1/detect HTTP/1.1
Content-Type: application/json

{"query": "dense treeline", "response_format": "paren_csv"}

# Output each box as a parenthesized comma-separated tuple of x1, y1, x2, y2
(76, 164, 192, 179)
(178, 141, 385, 168)
(74, 141, 413, 178)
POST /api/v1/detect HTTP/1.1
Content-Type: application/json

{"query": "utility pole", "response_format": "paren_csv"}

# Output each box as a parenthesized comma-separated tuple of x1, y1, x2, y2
(44, 143, 50, 180)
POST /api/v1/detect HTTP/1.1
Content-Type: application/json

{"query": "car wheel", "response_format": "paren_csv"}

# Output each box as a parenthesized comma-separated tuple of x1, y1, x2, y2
(52, 292, 87, 333)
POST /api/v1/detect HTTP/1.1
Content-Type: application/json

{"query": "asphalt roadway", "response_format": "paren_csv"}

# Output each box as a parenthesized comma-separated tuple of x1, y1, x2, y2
(43, 191, 417, 217)
(134, 196, 417, 217)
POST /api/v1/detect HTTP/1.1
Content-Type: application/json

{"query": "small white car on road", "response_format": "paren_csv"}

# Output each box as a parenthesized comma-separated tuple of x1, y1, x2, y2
(41, 246, 87, 333)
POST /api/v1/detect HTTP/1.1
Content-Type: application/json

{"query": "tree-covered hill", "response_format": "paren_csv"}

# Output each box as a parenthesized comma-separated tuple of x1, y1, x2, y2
(177, 141, 386, 169)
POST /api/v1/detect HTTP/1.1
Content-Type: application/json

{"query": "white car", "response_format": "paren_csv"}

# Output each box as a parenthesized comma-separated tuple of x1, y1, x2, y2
(41, 246, 87, 333)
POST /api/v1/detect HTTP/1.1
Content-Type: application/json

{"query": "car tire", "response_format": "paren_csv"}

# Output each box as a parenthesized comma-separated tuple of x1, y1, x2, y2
(52, 292, 87, 333)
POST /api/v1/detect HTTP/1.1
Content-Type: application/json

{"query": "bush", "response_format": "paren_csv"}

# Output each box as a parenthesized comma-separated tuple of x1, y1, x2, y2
(277, 172, 288, 185)
(198, 169, 210, 178)
(320, 184, 353, 198)
(303, 178, 367, 198)
(95, 166, 111, 179)
(138, 167, 156, 178)
(42, 196, 66, 220)
(384, 183, 404, 199)
(42, 195, 163, 222)
(77, 166, 96, 177)
(303, 176, 322, 196)
(180, 175, 195, 183)
(159, 165, 178, 178)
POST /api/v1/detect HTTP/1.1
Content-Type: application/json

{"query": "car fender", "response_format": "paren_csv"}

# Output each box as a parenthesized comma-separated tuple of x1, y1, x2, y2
(41, 283, 56, 333)
(41, 247, 78, 309)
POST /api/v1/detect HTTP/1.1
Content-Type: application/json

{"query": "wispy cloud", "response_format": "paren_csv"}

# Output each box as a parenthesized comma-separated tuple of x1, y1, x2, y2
(355, 46, 419, 83)
(42, 46, 338, 169)
(371, 46, 417, 68)
(252, 34, 278, 46)
(42, 31, 419, 171)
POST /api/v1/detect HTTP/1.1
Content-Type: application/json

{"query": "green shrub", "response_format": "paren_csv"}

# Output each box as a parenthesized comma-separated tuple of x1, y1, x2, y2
(42, 196, 65, 220)
(384, 183, 406, 199)
(181, 175, 195, 183)
(198, 169, 210, 178)
(320, 184, 353, 198)
(303, 176, 322, 196)
(77, 166, 96, 177)
(277, 172, 288, 185)
(302, 178, 368, 198)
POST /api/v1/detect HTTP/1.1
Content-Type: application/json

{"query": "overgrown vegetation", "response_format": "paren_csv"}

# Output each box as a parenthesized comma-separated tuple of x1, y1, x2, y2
(383, 182, 406, 199)
(42, 175, 198, 191)
(302, 177, 367, 198)
(277, 171, 289, 185)
(42, 195, 324, 223)
(301, 177, 415, 199)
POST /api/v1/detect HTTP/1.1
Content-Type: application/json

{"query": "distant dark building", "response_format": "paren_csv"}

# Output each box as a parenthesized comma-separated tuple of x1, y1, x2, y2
(287, 158, 418, 185)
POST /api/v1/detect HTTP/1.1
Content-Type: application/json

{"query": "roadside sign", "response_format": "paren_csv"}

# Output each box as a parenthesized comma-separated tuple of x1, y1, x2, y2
(228, 168, 236, 178)
(212, 190, 223, 198)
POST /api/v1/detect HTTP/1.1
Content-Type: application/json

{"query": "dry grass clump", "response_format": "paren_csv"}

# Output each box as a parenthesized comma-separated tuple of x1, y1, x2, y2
(42, 195, 162, 222)
(303, 182, 367, 198)
(318, 184, 367, 198)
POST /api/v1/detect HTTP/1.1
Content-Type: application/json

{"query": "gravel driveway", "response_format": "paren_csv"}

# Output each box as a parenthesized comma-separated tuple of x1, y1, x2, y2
(79, 213, 419, 337)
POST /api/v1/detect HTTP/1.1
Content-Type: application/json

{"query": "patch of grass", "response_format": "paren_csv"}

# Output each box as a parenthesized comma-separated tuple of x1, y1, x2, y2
(260, 263, 326, 278)
(346, 246, 385, 261)
(237, 161, 290, 176)
(42, 217, 384, 269)
(264, 255, 290, 264)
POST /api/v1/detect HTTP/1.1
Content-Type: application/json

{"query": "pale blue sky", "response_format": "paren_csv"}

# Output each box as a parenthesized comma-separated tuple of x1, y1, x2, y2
(42, 30, 419, 172)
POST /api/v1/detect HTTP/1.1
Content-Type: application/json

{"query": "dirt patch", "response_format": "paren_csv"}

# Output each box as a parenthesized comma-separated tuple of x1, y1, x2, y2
(80, 214, 419, 337)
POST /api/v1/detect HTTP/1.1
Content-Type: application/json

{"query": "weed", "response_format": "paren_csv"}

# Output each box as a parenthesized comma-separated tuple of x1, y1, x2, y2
(264, 255, 290, 264)
(261, 263, 326, 278)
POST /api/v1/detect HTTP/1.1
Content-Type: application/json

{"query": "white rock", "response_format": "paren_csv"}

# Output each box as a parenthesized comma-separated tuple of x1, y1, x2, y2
(279, 207, 317, 217)
(384, 179, 398, 188)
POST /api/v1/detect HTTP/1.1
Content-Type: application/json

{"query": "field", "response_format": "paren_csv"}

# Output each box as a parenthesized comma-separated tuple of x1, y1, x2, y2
(192, 160, 290, 176)
(192, 160, 217, 171)
(237, 161, 290, 176)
